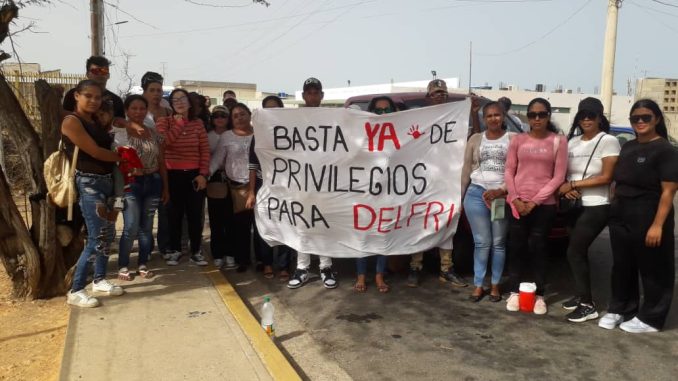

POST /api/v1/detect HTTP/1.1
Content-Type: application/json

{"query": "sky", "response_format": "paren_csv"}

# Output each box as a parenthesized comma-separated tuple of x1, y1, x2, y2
(6, 0, 678, 96)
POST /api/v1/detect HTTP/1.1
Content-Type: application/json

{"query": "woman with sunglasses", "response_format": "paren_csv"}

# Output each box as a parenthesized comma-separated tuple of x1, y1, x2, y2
(206, 105, 236, 269)
(504, 98, 568, 315)
(210, 103, 256, 272)
(599, 99, 678, 333)
(351, 96, 397, 293)
(156, 89, 210, 267)
(557, 98, 620, 323)
(63, 80, 125, 308)
(116, 95, 169, 281)
(246, 95, 292, 280)
(461, 101, 516, 302)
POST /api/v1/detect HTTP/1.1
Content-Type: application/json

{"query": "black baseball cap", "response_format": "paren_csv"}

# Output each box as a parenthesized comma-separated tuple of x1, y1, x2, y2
(303, 77, 322, 92)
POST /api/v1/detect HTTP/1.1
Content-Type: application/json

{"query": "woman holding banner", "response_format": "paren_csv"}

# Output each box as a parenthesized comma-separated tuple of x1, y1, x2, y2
(353, 96, 398, 293)
(504, 98, 568, 315)
(211, 103, 270, 273)
(461, 101, 516, 302)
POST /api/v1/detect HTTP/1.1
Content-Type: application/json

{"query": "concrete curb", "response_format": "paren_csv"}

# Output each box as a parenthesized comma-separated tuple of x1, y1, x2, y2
(58, 303, 77, 381)
(206, 269, 302, 381)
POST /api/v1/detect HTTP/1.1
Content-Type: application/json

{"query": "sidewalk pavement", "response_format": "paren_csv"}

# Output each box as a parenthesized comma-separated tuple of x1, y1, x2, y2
(59, 255, 300, 381)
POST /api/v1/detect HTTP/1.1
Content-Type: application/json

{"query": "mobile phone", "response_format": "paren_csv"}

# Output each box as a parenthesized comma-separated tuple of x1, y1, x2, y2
(491, 198, 506, 221)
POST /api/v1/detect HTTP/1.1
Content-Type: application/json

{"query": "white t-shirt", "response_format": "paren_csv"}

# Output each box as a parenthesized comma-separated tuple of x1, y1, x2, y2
(470, 132, 510, 190)
(209, 130, 252, 183)
(567, 132, 621, 206)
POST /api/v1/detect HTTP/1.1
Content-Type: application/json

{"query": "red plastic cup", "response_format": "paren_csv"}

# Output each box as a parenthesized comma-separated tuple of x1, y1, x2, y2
(519, 282, 537, 313)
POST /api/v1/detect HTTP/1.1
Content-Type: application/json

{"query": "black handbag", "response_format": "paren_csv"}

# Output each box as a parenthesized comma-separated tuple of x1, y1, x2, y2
(558, 134, 605, 214)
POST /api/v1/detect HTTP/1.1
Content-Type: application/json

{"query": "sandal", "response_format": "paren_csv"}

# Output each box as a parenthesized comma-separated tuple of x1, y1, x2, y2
(137, 265, 155, 279)
(118, 267, 134, 281)
(263, 266, 274, 279)
(278, 270, 290, 282)
(354, 275, 367, 293)
(469, 287, 485, 303)
(375, 273, 389, 293)
(489, 285, 502, 302)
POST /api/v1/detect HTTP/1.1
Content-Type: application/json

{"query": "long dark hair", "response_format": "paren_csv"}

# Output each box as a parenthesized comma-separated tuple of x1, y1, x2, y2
(630, 99, 668, 139)
(168, 88, 196, 120)
(527, 97, 558, 133)
(124, 94, 148, 110)
(567, 112, 610, 140)
(482, 101, 508, 130)
(367, 96, 397, 113)
(262, 95, 284, 108)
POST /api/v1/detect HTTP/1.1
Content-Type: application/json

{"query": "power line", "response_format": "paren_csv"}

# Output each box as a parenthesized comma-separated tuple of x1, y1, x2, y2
(649, 0, 678, 8)
(476, 0, 593, 57)
(103, 0, 159, 30)
(183, 0, 270, 7)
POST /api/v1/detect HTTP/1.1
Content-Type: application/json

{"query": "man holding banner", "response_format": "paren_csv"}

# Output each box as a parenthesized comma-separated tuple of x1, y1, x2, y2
(251, 78, 471, 290)
(407, 79, 468, 288)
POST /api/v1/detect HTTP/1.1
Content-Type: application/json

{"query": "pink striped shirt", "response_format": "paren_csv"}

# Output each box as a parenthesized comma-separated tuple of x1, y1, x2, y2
(156, 116, 210, 176)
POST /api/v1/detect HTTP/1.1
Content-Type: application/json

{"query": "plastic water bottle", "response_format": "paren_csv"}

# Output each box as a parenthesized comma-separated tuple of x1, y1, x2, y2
(261, 296, 275, 337)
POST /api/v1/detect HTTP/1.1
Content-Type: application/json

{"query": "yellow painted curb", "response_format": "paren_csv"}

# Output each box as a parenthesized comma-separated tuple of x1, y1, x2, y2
(206, 269, 301, 381)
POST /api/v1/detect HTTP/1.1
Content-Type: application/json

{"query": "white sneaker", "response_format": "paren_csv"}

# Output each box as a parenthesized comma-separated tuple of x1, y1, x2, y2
(224, 256, 237, 269)
(619, 317, 659, 333)
(533, 296, 547, 315)
(506, 292, 519, 311)
(213, 258, 224, 269)
(598, 313, 623, 330)
(166, 251, 182, 266)
(67, 289, 100, 308)
(190, 253, 208, 266)
(91, 279, 124, 296)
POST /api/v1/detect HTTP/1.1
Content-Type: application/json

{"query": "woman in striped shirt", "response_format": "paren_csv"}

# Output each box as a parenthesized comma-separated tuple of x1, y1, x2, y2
(156, 89, 210, 266)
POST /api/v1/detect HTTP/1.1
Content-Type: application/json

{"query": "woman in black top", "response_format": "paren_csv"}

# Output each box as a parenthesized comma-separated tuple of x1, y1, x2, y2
(599, 99, 678, 333)
(62, 80, 125, 308)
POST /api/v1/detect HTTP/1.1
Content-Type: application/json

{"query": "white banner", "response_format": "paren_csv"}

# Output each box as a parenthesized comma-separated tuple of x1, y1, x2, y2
(252, 100, 470, 257)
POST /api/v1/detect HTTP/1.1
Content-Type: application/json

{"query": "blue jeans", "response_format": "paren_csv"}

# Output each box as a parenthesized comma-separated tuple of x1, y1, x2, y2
(71, 172, 116, 292)
(463, 184, 508, 287)
(118, 173, 162, 268)
(356, 255, 387, 275)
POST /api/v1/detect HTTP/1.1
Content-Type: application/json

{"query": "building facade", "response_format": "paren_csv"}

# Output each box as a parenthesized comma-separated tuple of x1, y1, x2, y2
(635, 78, 678, 138)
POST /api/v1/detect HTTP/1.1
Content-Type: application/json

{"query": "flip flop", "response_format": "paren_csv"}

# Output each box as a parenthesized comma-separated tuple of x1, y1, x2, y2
(263, 266, 274, 279)
(354, 281, 367, 293)
(118, 267, 134, 281)
(279, 270, 290, 282)
(377, 283, 390, 293)
(137, 266, 154, 279)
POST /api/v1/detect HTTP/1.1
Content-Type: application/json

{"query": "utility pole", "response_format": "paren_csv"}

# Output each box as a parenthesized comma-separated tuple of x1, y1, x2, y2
(468, 41, 473, 93)
(600, 0, 622, 118)
(90, 0, 105, 56)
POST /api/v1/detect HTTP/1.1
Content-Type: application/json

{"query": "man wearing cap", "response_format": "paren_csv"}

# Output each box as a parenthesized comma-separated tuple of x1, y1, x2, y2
(498, 96, 526, 132)
(287, 77, 338, 290)
(407, 79, 469, 288)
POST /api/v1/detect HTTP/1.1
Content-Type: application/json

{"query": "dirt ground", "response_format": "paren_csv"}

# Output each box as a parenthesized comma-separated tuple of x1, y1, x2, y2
(0, 271, 68, 381)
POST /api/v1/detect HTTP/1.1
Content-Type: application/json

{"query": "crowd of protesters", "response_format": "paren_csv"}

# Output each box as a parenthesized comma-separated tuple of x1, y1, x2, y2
(61, 56, 678, 334)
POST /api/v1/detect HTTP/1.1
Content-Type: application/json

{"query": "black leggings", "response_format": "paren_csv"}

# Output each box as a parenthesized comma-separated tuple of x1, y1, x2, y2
(608, 196, 675, 329)
(566, 205, 609, 304)
(167, 169, 205, 254)
(507, 204, 557, 296)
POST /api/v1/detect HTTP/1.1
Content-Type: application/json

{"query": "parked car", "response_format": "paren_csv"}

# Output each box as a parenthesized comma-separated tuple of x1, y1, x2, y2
(610, 125, 678, 147)
(345, 92, 526, 134)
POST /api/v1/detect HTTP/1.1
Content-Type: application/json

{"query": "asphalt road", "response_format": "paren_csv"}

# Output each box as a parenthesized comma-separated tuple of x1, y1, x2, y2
(224, 201, 678, 381)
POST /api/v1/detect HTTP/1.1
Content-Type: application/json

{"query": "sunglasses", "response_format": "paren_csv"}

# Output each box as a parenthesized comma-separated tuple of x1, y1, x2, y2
(212, 113, 228, 119)
(373, 107, 393, 115)
(577, 110, 598, 120)
(89, 67, 109, 76)
(527, 111, 550, 119)
(629, 114, 653, 124)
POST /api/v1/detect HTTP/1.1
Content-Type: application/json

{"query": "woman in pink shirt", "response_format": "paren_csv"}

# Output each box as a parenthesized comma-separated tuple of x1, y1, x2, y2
(504, 98, 568, 315)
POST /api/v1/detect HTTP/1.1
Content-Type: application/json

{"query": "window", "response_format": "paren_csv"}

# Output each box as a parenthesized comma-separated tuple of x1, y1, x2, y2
(665, 98, 669, 103)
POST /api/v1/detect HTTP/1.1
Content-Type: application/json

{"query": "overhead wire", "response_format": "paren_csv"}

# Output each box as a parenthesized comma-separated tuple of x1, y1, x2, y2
(476, 0, 593, 56)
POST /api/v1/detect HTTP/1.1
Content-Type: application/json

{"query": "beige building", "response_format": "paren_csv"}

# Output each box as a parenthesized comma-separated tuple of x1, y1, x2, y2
(635, 78, 678, 138)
